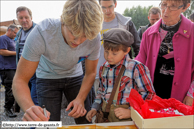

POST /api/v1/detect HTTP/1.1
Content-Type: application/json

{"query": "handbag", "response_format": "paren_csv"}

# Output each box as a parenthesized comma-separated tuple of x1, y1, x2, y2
(95, 110, 109, 123)
(95, 65, 128, 123)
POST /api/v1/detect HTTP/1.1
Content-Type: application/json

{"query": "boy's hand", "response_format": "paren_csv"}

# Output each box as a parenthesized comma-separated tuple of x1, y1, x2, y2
(114, 108, 131, 119)
(86, 109, 97, 122)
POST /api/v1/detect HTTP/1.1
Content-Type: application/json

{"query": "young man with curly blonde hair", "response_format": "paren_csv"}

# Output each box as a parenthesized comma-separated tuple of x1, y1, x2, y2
(13, 0, 103, 124)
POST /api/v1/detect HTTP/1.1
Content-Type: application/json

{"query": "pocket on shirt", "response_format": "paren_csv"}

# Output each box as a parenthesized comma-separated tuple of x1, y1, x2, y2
(119, 76, 131, 92)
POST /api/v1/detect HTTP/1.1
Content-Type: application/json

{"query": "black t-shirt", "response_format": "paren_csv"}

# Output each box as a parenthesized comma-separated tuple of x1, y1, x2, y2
(153, 20, 181, 99)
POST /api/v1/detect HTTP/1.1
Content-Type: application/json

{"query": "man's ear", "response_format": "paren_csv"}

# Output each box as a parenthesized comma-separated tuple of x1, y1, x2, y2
(115, 1, 117, 8)
(8, 28, 12, 32)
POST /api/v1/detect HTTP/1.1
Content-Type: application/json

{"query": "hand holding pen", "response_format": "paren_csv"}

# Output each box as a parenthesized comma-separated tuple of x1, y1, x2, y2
(42, 105, 50, 121)
(42, 105, 47, 117)
(22, 105, 50, 121)
(43, 105, 50, 129)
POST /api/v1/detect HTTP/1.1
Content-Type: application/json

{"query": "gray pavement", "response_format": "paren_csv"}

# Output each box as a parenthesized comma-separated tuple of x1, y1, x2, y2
(0, 85, 75, 129)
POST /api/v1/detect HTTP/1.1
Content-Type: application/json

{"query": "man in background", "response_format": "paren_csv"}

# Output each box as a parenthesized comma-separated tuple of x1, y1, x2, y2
(138, 7, 161, 40)
(15, 6, 38, 107)
(0, 24, 19, 118)
(92, 0, 141, 96)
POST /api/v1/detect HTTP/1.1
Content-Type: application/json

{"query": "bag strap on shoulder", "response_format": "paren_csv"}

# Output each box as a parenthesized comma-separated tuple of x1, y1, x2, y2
(105, 65, 125, 112)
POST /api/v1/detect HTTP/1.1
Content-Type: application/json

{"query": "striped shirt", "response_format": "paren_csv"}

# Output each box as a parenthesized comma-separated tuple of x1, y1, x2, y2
(92, 55, 155, 110)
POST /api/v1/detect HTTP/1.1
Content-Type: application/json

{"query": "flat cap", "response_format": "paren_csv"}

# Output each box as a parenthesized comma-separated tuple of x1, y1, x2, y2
(101, 28, 134, 47)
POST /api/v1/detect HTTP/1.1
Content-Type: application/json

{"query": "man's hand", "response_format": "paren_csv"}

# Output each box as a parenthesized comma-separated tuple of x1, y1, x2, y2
(22, 105, 50, 121)
(114, 108, 131, 119)
(66, 98, 87, 118)
(183, 95, 193, 106)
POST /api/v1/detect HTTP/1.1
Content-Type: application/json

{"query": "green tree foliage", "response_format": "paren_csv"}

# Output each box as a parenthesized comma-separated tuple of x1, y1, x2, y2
(123, 0, 194, 29)
(183, 0, 194, 18)
(123, 5, 152, 30)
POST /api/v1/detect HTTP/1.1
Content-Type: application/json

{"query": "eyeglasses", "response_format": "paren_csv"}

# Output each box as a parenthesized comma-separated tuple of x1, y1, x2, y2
(101, 5, 114, 10)
(11, 29, 18, 34)
(159, 2, 184, 11)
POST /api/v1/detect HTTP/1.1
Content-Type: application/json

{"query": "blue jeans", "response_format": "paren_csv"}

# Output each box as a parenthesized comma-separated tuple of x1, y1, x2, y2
(36, 75, 91, 124)
(29, 73, 38, 105)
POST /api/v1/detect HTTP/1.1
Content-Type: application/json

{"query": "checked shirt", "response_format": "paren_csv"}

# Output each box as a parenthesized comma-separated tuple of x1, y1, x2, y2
(92, 55, 155, 110)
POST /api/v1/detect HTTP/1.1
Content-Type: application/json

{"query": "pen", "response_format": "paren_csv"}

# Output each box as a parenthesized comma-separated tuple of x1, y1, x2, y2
(42, 105, 49, 129)
(42, 105, 47, 118)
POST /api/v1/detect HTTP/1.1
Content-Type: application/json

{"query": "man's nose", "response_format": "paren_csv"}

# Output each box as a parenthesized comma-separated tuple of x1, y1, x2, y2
(74, 37, 84, 45)
(22, 18, 26, 22)
(105, 9, 110, 13)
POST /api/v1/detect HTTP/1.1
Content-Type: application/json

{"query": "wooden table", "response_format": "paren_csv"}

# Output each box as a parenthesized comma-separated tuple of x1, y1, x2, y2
(58, 121, 138, 129)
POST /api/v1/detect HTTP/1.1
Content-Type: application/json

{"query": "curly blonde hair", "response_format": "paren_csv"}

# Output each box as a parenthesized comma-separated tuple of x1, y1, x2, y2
(61, 0, 103, 40)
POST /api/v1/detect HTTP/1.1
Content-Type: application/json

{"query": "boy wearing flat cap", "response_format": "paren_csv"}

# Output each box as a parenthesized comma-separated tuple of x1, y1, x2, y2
(86, 28, 155, 122)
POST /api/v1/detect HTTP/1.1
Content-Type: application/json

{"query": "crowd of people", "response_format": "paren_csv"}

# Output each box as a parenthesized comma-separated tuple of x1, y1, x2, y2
(0, 0, 193, 126)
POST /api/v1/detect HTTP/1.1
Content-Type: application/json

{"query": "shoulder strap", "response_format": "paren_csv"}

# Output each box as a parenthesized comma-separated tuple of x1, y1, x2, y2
(113, 78, 121, 102)
(102, 66, 106, 77)
(105, 65, 125, 112)
(140, 26, 147, 34)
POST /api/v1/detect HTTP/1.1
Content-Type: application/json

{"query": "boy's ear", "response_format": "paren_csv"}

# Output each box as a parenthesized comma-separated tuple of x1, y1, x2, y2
(124, 47, 131, 55)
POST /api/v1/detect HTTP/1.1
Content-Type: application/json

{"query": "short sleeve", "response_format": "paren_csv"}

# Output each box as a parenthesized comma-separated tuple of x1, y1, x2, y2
(87, 33, 101, 61)
(0, 36, 8, 49)
(22, 25, 46, 62)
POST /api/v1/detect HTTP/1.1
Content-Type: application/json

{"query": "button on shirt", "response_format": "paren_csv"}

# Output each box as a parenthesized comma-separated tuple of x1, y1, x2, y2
(92, 55, 155, 110)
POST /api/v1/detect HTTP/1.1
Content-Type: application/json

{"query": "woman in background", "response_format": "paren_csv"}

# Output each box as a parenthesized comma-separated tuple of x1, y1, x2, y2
(136, 0, 194, 106)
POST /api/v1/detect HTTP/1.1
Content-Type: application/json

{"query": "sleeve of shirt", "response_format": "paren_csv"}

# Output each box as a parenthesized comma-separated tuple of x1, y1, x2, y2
(133, 63, 155, 100)
(137, 27, 142, 40)
(128, 20, 140, 57)
(135, 30, 148, 64)
(87, 33, 101, 61)
(92, 65, 104, 110)
(22, 25, 45, 62)
(0, 37, 8, 49)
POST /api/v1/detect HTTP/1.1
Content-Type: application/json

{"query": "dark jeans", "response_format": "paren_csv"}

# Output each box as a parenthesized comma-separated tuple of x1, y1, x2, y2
(0, 70, 15, 109)
(36, 75, 91, 124)
(29, 73, 38, 105)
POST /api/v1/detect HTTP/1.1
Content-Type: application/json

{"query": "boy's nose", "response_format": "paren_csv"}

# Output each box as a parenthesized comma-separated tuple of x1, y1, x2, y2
(107, 54, 112, 59)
